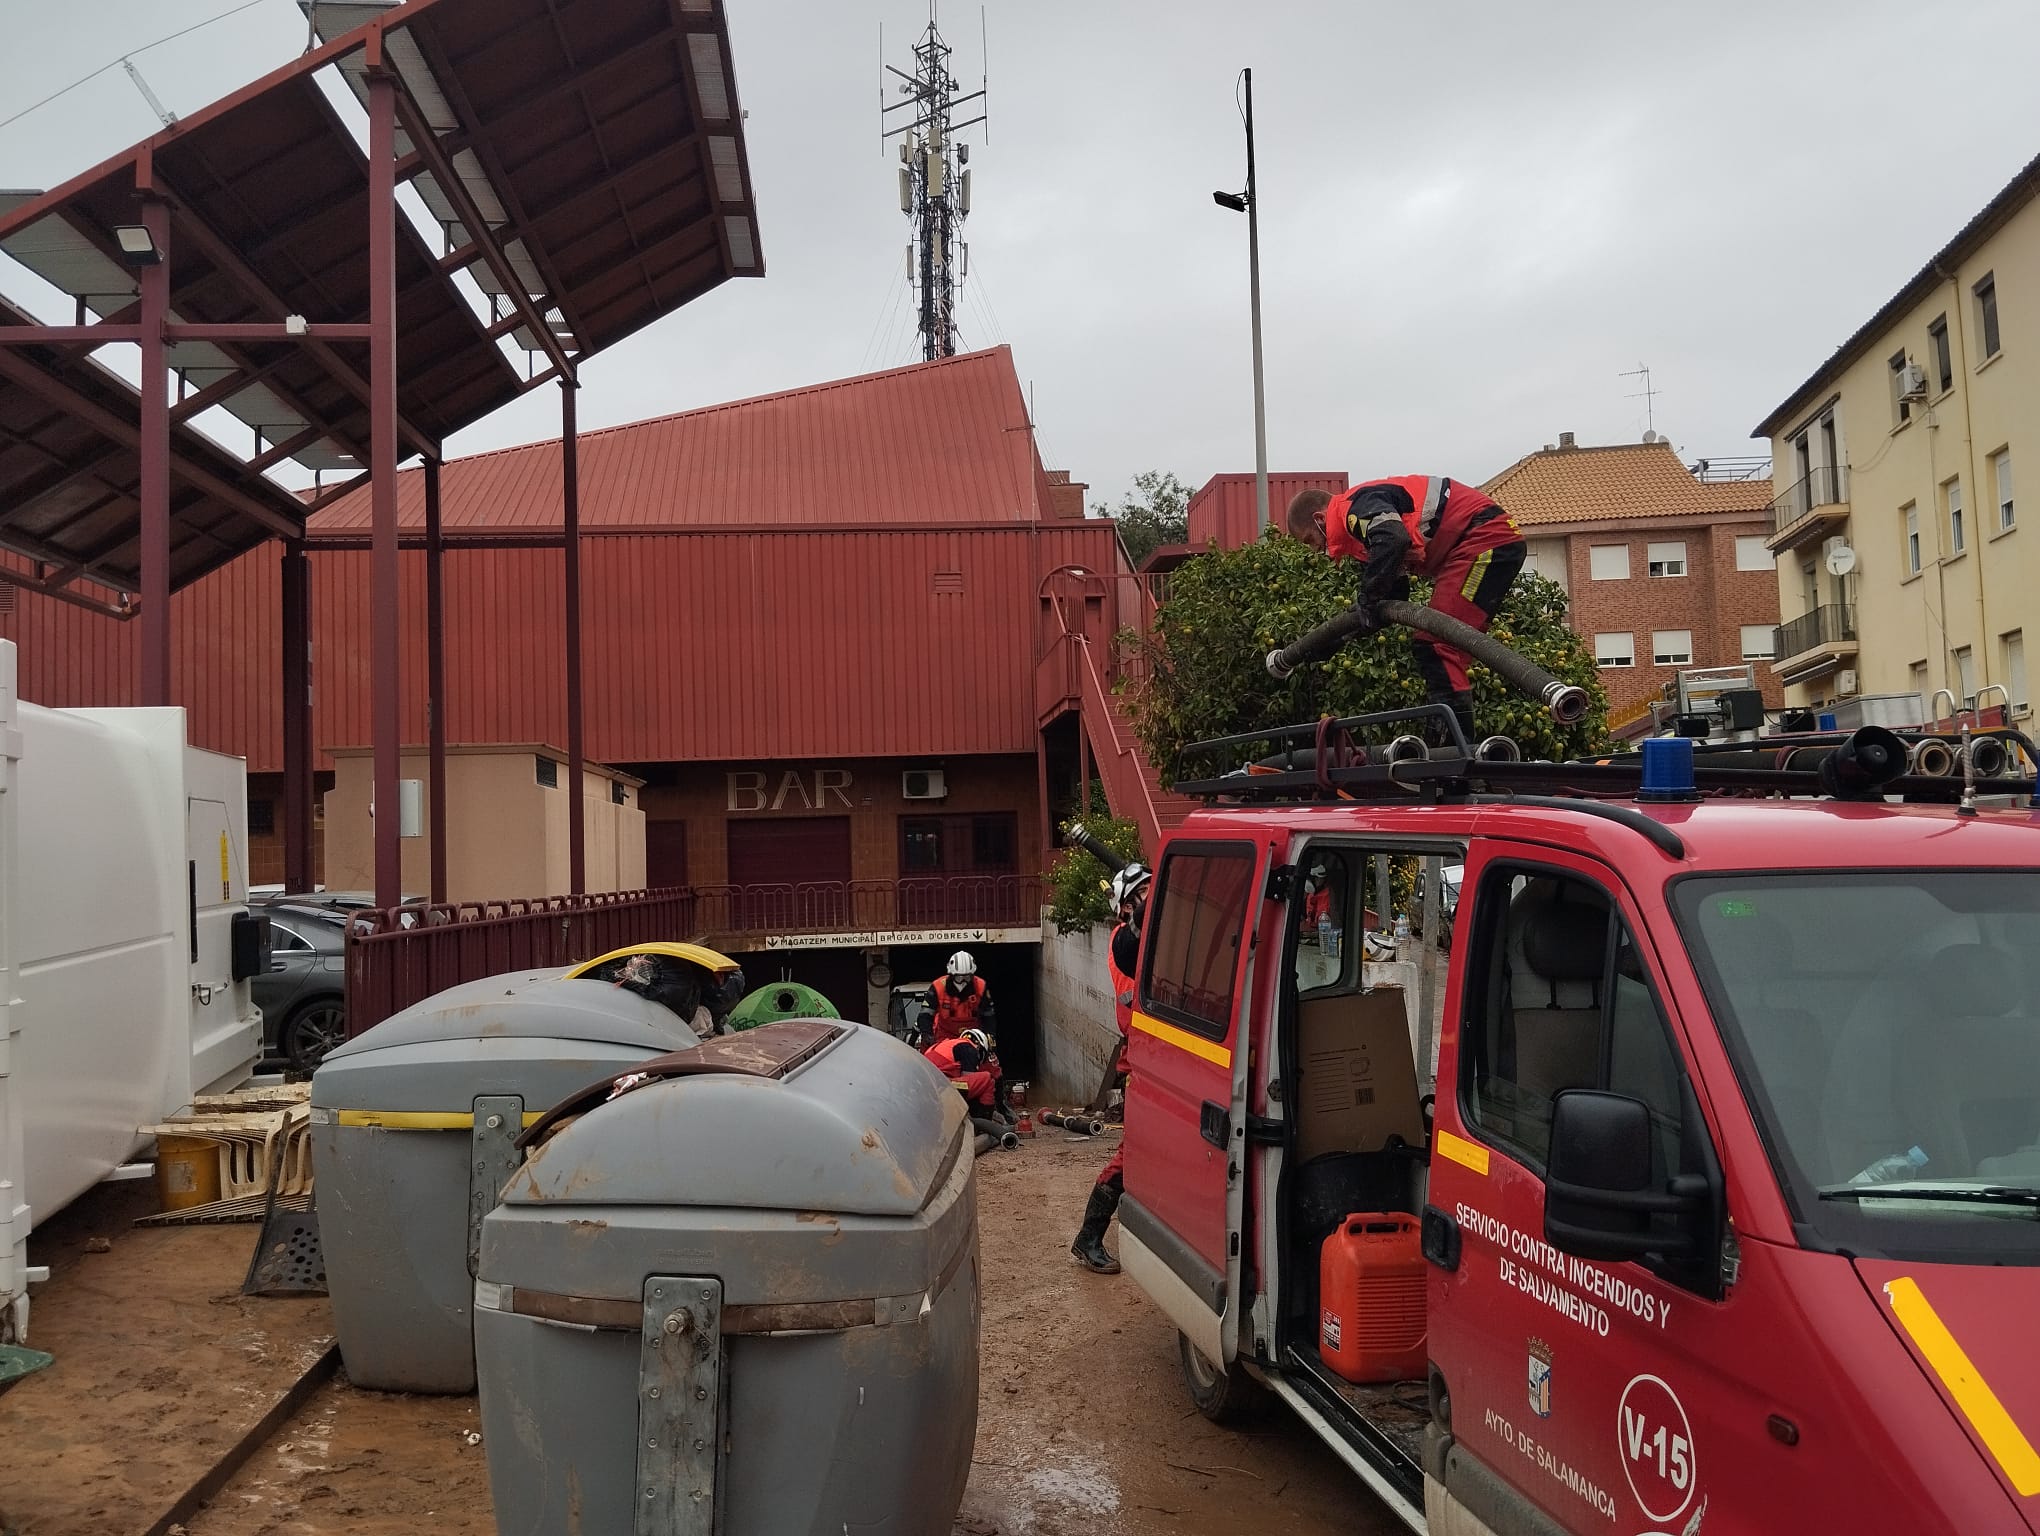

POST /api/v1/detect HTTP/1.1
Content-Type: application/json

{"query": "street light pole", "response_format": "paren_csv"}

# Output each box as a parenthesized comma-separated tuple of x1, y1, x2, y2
(1244, 67, 1268, 537)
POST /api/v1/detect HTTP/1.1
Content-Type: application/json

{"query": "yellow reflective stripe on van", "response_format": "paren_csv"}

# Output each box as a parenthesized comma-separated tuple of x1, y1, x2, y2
(334, 1109, 547, 1130)
(1885, 1277, 2040, 1496)
(1129, 1010, 1232, 1069)
(1433, 1128, 1491, 1176)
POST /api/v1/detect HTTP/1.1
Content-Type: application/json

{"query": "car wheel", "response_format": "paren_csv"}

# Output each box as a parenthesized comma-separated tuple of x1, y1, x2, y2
(1176, 1331, 1265, 1426)
(282, 998, 348, 1072)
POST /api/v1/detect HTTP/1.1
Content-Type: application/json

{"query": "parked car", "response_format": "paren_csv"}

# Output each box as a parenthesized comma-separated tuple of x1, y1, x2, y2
(255, 903, 349, 1071)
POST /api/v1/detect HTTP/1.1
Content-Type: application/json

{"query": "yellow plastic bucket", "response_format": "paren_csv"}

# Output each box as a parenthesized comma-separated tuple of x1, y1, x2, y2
(154, 1135, 223, 1211)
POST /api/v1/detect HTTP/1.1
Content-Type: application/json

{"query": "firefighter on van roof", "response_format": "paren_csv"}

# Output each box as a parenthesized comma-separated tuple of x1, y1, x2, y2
(1280, 476, 1526, 747)
(916, 950, 996, 1047)
(1071, 862, 1150, 1275)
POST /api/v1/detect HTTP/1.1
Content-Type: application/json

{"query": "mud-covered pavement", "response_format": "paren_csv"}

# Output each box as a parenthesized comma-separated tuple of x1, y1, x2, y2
(4, 1133, 1398, 1535)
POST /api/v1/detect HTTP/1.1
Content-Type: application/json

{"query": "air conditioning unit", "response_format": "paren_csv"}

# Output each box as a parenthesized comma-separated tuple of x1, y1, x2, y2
(902, 768, 948, 801)
(1837, 669, 1859, 695)
(1897, 362, 1929, 400)
(2013, 702, 2033, 721)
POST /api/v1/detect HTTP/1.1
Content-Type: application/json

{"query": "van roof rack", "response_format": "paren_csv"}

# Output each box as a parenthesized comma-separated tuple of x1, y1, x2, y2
(1171, 705, 2040, 810)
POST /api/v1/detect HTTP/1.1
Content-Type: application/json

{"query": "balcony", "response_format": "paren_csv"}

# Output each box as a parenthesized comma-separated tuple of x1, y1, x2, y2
(1766, 465, 1851, 552)
(1771, 604, 1858, 685)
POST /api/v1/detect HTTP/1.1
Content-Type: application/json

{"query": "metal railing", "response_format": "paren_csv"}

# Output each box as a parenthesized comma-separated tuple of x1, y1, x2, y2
(343, 878, 1045, 1037)
(1773, 603, 1856, 662)
(1770, 464, 1851, 533)
(345, 886, 697, 1037)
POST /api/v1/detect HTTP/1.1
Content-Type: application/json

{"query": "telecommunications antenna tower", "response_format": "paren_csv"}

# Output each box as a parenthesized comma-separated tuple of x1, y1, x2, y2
(882, 6, 988, 361)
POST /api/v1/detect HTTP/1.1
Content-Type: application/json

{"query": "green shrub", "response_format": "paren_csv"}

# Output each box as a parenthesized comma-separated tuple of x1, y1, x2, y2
(1045, 811, 1144, 934)
(1123, 536, 1609, 780)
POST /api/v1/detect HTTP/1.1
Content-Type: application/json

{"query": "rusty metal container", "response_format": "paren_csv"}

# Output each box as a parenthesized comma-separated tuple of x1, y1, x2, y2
(473, 1019, 979, 1536)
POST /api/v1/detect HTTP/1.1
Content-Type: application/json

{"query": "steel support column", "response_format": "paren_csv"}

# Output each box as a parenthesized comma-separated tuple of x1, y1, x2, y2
(281, 540, 314, 894)
(425, 457, 448, 905)
(1079, 724, 1092, 818)
(136, 187, 171, 704)
(1037, 733, 1052, 899)
(562, 380, 586, 896)
(367, 65, 402, 910)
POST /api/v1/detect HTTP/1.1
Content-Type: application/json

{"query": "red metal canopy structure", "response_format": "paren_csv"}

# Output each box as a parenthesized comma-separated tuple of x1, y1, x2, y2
(0, 0, 761, 906)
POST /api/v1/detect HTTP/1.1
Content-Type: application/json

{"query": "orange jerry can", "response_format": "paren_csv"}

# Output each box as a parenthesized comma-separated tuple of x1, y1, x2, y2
(1318, 1212, 1428, 1384)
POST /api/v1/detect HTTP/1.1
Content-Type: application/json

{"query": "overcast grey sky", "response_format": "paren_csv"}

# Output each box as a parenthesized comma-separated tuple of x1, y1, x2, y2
(3, 1, 2037, 507)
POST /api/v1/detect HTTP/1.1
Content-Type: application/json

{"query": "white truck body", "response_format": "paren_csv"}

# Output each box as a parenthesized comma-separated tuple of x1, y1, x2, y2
(0, 639, 261, 1340)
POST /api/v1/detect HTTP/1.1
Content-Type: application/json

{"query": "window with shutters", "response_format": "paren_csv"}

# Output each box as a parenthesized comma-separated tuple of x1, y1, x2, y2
(1735, 535, 1771, 572)
(1646, 541, 1687, 578)
(1740, 625, 1776, 661)
(1975, 272, 2000, 361)
(1595, 633, 1635, 668)
(1588, 544, 1630, 581)
(1653, 630, 1694, 666)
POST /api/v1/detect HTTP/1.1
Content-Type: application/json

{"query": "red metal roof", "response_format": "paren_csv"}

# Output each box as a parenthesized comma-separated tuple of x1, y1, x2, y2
(1186, 471, 1348, 551)
(308, 347, 1047, 532)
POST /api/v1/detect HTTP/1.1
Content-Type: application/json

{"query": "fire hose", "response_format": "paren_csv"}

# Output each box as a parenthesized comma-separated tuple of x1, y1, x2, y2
(1062, 824, 1129, 876)
(1267, 598, 1592, 726)
(1042, 1110, 1106, 1136)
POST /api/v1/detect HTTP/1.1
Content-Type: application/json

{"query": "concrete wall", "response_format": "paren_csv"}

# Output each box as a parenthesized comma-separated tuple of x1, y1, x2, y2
(1033, 921, 1121, 1107)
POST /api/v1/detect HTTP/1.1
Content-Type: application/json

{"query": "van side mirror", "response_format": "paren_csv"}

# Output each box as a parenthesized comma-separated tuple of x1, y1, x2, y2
(1544, 1089, 1707, 1264)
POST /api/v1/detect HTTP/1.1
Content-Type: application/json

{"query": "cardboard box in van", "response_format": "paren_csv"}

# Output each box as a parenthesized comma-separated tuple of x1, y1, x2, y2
(1296, 989, 1425, 1162)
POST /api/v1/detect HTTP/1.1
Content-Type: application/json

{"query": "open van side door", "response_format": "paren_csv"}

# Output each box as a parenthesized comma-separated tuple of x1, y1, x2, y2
(1121, 837, 1263, 1368)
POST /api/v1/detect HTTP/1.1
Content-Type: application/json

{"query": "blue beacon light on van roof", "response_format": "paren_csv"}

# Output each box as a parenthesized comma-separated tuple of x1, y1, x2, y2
(1637, 737, 1701, 803)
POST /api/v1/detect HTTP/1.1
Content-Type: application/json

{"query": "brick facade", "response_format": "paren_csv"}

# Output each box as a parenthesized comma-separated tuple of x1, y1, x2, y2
(1486, 441, 1781, 730)
(1555, 519, 1786, 718)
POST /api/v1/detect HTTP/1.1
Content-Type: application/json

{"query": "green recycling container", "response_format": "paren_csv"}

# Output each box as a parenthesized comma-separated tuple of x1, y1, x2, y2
(724, 981, 842, 1031)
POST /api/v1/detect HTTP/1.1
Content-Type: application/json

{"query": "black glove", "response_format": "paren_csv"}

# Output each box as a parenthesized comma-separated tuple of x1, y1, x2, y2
(1350, 596, 1384, 634)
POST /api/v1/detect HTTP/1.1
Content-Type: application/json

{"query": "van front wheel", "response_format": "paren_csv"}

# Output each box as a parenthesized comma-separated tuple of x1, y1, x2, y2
(1177, 1332, 1264, 1426)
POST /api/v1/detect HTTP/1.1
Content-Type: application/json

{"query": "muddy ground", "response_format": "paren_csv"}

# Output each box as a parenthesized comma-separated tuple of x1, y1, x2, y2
(3, 1134, 1399, 1536)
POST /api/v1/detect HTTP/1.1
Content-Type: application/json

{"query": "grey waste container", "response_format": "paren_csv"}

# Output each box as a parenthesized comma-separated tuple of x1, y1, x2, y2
(309, 969, 697, 1393)
(474, 1018, 979, 1536)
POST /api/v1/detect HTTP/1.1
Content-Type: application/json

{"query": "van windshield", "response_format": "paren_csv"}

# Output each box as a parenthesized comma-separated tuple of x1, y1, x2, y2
(1674, 872, 2040, 1265)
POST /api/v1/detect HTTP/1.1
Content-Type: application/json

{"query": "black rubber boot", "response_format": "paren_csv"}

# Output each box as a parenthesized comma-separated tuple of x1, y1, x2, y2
(1426, 689, 1477, 751)
(1070, 1184, 1122, 1274)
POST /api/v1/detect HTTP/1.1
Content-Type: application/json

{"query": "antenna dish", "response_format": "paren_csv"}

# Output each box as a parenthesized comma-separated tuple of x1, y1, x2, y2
(1824, 542, 1858, 577)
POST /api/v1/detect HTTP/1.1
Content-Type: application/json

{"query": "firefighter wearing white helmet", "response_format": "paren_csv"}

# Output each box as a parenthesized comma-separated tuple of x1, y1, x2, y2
(917, 949, 996, 1048)
(1072, 860, 1151, 1274)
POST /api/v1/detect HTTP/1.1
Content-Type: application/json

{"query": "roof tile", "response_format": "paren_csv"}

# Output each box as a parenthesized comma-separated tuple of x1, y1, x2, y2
(1482, 441, 1769, 527)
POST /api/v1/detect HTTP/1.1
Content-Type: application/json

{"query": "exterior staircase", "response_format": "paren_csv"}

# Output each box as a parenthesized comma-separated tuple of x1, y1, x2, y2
(1037, 623, 1198, 859)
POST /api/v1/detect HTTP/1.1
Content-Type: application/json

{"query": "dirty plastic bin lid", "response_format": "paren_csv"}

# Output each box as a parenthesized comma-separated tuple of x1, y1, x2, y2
(506, 1019, 967, 1218)
(311, 968, 694, 1113)
(724, 980, 841, 1031)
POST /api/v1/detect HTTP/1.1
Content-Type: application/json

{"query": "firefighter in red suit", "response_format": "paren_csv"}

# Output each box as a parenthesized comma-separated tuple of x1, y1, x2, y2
(924, 1028, 999, 1111)
(1276, 477, 1525, 746)
(1071, 863, 1149, 1275)
(917, 950, 995, 1046)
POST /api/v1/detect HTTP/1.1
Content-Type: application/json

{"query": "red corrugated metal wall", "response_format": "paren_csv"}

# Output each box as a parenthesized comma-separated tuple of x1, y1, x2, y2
(1186, 471, 1349, 551)
(0, 521, 1124, 771)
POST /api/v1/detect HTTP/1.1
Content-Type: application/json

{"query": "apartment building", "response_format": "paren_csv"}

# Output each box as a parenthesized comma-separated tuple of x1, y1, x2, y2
(1483, 435, 1780, 723)
(1753, 150, 2038, 723)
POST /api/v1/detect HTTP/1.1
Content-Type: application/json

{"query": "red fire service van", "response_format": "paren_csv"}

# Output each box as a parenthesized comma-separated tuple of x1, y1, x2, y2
(1119, 713, 2040, 1535)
